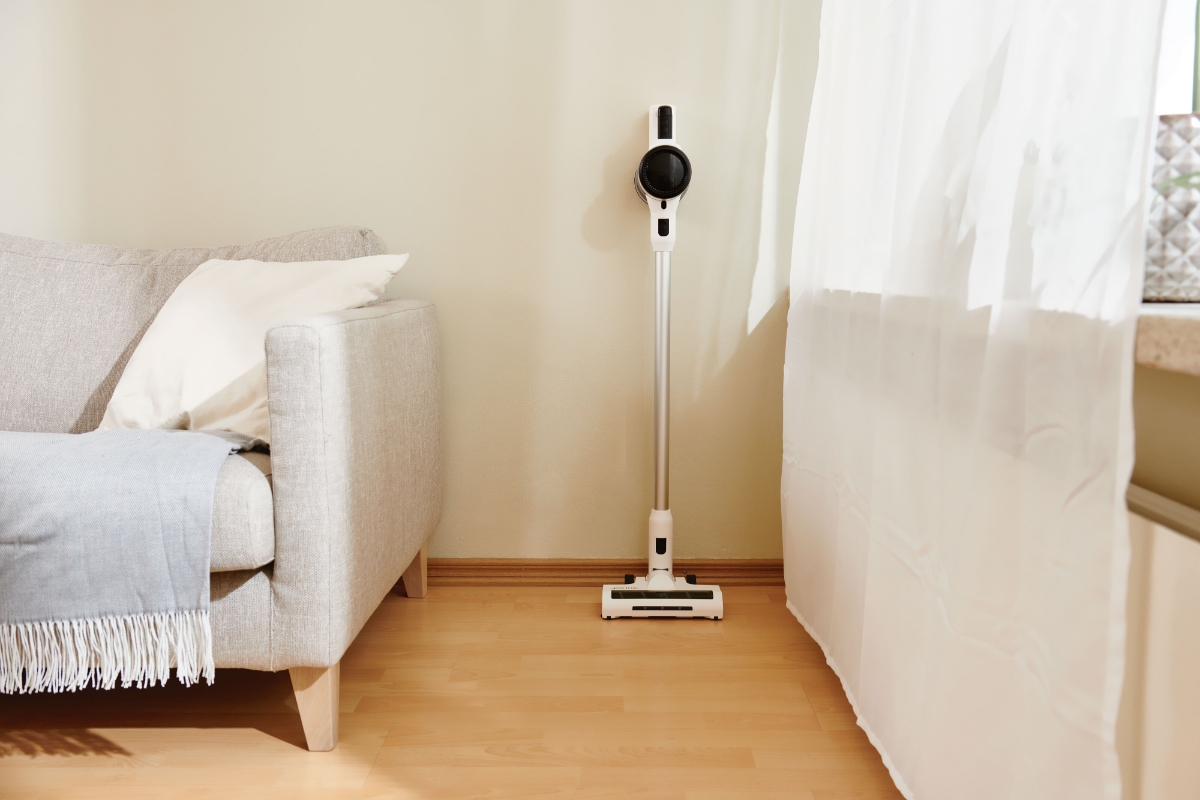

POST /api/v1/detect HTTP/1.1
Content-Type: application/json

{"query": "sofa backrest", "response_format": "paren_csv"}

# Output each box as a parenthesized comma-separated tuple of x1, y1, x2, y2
(0, 227, 388, 434)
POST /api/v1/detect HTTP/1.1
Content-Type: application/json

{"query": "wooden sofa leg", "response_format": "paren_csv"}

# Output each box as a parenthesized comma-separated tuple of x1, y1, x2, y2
(401, 543, 428, 598)
(290, 662, 339, 751)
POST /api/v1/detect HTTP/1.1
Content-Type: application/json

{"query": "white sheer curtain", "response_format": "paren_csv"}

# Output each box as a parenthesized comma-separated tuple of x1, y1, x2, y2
(782, 2, 1164, 798)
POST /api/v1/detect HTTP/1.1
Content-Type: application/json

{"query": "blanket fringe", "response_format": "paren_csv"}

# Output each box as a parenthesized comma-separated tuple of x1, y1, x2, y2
(0, 610, 214, 694)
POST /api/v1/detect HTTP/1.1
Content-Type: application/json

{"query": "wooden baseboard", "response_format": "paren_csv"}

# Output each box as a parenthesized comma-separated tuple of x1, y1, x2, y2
(419, 558, 784, 587)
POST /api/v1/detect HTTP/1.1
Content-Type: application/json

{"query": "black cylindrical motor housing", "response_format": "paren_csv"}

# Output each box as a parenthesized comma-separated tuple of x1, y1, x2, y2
(637, 145, 691, 200)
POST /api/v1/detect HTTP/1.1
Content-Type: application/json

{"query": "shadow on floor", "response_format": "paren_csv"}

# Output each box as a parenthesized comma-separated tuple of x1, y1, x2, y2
(0, 668, 306, 757)
(0, 728, 132, 758)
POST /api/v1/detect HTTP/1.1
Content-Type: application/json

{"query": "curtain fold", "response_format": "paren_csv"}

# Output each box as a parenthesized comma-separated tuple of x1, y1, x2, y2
(782, 1, 1165, 797)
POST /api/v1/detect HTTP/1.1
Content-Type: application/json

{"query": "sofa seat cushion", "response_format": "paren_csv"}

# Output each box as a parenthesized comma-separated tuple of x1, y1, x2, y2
(211, 452, 274, 572)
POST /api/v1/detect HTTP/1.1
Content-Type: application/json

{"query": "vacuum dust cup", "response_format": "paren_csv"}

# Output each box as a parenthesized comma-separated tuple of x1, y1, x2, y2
(601, 104, 724, 620)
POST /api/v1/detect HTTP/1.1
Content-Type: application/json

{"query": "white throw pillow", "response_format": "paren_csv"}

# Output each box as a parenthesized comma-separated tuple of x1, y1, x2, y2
(99, 254, 407, 443)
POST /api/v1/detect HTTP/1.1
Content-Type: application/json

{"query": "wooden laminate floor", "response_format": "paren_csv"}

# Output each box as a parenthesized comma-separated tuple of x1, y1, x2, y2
(0, 586, 902, 799)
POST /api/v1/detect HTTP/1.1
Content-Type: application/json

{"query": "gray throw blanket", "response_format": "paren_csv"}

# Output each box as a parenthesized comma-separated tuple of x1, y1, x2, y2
(0, 429, 242, 693)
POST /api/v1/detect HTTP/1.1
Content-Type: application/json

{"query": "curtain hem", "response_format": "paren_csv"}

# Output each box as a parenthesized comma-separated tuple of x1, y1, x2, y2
(785, 597, 914, 800)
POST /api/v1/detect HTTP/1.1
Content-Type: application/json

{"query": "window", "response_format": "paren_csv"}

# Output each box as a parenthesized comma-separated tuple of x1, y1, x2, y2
(1158, 0, 1198, 115)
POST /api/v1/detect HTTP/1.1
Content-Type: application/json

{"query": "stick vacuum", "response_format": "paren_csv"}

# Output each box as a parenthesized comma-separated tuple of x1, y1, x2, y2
(601, 105, 724, 620)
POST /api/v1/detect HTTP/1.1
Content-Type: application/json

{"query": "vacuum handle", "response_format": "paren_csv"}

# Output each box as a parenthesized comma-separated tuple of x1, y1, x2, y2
(654, 251, 670, 510)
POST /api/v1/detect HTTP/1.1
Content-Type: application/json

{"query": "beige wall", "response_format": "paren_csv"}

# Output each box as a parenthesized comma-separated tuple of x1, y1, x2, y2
(1120, 514, 1200, 800)
(1122, 364, 1200, 797)
(0, 1, 821, 557)
(1132, 364, 1200, 510)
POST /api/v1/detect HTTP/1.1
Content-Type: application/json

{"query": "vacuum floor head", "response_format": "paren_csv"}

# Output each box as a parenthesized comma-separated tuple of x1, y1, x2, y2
(601, 575, 723, 619)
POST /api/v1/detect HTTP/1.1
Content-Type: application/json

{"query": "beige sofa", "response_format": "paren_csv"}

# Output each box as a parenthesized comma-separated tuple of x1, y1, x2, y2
(0, 227, 441, 750)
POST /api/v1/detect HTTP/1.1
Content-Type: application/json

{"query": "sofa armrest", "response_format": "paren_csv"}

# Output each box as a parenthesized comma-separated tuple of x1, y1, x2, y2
(264, 298, 441, 669)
